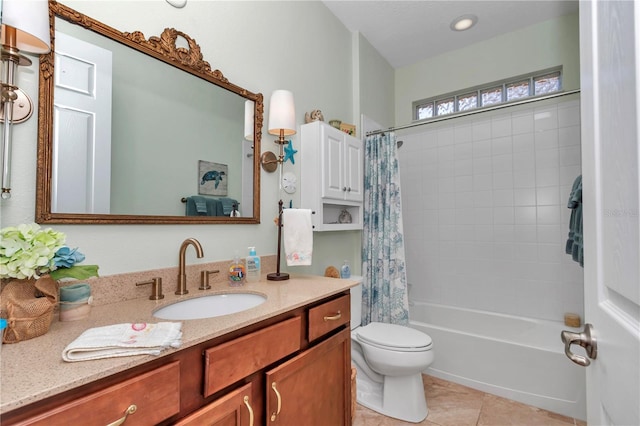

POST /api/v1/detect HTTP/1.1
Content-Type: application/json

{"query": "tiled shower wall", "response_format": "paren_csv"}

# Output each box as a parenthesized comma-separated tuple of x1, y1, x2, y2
(398, 97, 584, 322)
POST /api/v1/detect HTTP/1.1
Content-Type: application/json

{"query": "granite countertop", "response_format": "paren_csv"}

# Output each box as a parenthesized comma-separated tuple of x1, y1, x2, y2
(0, 274, 358, 414)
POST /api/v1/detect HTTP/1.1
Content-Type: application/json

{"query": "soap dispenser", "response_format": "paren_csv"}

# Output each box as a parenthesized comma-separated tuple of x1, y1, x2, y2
(340, 260, 351, 279)
(228, 252, 246, 286)
(245, 247, 261, 283)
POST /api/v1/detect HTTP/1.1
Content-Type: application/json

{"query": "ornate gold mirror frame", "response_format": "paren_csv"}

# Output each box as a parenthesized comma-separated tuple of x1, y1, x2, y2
(36, 1, 263, 224)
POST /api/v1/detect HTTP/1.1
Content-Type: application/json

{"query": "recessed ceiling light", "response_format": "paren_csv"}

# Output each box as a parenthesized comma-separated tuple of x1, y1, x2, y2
(450, 14, 478, 32)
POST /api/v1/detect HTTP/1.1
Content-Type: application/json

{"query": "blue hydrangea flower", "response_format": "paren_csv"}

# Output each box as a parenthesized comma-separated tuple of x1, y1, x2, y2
(53, 247, 86, 269)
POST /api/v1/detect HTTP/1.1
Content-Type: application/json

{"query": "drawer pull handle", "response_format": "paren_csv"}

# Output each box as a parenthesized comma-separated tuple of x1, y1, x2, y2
(270, 382, 282, 421)
(244, 395, 254, 426)
(106, 404, 137, 426)
(324, 311, 342, 321)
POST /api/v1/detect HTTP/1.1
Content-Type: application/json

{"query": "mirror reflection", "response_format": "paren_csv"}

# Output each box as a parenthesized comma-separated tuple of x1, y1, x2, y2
(36, 3, 263, 224)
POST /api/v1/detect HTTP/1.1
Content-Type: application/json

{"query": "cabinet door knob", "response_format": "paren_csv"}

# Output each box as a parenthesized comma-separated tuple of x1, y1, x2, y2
(270, 382, 282, 421)
(342, 187, 347, 191)
(244, 395, 254, 426)
(106, 404, 137, 426)
(347, 187, 351, 192)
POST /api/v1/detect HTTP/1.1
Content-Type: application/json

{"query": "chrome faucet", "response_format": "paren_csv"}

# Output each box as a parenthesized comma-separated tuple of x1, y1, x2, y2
(176, 238, 204, 295)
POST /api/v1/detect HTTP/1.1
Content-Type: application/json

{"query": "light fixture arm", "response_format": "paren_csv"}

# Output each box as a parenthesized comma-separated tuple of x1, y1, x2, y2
(1, 26, 34, 199)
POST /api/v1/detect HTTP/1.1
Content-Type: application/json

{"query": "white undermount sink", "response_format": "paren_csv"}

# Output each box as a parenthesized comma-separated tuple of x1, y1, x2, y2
(153, 292, 267, 320)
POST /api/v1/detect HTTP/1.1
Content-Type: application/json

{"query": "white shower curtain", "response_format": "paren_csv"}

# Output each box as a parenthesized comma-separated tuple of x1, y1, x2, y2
(361, 132, 409, 325)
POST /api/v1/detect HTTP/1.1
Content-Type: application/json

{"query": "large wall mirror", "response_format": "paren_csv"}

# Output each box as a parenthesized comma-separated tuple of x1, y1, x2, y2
(36, 1, 263, 224)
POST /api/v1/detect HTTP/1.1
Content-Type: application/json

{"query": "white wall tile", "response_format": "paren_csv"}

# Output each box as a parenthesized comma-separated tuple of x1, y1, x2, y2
(514, 188, 536, 206)
(455, 159, 473, 176)
(494, 189, 514, 206)
(454, 124, 473, 144)
(455, 142, 473, 159)
(559, 146, 581, 166)
(473, 139, 492, 157)
(492, 116, 512, 137)
(533, 106, 558, 131)
(515, 206, 537, 224)
(403, 99, 583, 322)
(473, 157, 493, 175)
(557, 102, 581, 127)
(535, 129, 559, 150)
(492, 136, 513, 155)
(472, 120, 492, 141)
(559, 125, 581, 147)
(492, 154, 514, 173)
(536, 167, 559, 187)
(513, 151, 536, 170)
(536, 186, 560, 205)
(513, 132, 535, 153)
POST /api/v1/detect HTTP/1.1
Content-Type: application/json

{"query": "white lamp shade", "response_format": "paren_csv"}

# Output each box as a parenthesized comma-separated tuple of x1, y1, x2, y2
(1, 0, 51, 54)
(244, 100, 254, 141)
(268, 90, 296, 136)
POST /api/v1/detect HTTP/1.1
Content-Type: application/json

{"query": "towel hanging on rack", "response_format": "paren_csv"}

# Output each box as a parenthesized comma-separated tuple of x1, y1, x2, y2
(565, 175, 583, 267)
(282, 209, 313, 266)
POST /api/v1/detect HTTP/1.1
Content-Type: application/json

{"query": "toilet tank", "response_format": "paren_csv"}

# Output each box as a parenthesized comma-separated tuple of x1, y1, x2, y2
(349, 277, 363, 329)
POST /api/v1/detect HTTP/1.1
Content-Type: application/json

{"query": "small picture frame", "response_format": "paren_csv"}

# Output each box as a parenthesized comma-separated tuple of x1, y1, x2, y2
(198, 160, 228, 196)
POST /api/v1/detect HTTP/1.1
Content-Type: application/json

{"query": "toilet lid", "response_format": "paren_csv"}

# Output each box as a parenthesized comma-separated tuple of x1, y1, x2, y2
(356, 322, 432, 351)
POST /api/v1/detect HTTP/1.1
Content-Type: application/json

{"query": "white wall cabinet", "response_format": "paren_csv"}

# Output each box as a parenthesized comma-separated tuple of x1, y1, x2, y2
(301, 121, 364, 231)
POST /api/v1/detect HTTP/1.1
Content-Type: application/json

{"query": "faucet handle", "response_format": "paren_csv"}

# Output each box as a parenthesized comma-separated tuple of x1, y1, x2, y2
(136, 277, 164, 300)
(199, 270, 220, 290)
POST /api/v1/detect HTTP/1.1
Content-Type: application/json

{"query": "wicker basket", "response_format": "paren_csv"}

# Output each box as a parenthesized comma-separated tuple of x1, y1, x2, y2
(0, 275, 58, 343)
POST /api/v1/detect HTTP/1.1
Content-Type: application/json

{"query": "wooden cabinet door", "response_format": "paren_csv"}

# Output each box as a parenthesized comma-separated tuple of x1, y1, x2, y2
(175, 383, 256, 426)
(265, 328, 351, 426)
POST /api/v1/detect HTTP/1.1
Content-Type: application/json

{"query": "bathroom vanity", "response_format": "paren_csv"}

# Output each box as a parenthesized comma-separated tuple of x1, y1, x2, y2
(0, 275, 355, 425)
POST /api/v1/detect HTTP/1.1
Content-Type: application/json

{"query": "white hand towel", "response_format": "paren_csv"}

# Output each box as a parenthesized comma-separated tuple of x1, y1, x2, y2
(62, 322, 182, 362)
(282, 208, 313, 266)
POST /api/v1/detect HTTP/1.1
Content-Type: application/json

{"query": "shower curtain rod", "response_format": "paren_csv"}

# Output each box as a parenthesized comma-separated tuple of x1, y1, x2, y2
(366, 89, 581, 137)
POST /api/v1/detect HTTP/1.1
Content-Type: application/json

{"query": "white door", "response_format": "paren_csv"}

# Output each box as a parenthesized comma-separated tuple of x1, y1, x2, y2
(52, 31, 112, 214)
(577, 1, 640, 425)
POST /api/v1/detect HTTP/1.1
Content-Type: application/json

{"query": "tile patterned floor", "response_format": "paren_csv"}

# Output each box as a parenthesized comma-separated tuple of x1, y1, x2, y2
(353, 375, 587, 426)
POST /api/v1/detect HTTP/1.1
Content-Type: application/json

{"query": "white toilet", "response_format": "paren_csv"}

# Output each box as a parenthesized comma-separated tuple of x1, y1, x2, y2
(350, 280, 434, 423)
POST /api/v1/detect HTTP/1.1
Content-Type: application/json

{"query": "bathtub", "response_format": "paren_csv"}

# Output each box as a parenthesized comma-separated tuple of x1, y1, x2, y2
(409, 301, 586, 420)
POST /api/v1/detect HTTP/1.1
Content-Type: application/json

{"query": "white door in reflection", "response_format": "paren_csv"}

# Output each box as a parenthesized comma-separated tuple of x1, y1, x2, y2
(52, 31, 112, 214)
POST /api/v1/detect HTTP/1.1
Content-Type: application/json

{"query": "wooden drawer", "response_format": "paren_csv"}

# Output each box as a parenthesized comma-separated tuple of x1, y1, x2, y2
(13, 361, 180, 426)
(204, 316, 301, 397)
(308, 294, 350, 342)
(175, 382, 254, 426)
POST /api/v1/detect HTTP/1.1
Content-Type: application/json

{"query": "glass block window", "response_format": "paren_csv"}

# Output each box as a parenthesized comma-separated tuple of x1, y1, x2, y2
(534, 72, 561, 95)
(507, 80, 530, 101)
(413, 67, 562, 122)
(458, 92, 477, 111)
(481, 87, 502, 106)
(436, 98, 455, 116)
(417, 102, 434, 120)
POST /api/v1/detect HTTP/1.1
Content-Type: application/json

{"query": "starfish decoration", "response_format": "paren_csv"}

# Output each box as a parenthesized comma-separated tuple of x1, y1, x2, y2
(283, 140, 298, 164)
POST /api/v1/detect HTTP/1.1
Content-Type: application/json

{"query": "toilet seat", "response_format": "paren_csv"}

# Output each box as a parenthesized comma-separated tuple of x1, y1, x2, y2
(356, 322, 432, 352)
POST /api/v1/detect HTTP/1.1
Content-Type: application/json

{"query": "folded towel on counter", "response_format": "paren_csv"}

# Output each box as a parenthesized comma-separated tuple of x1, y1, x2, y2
(62, 322, 182, 362)
(282, 208, 313, 266)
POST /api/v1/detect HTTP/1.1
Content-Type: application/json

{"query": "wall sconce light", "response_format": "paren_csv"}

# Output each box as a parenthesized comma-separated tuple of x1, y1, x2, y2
(260, 89, 296, 173)
(262, 90, 296, 281)
(0, 0, 51, 199)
